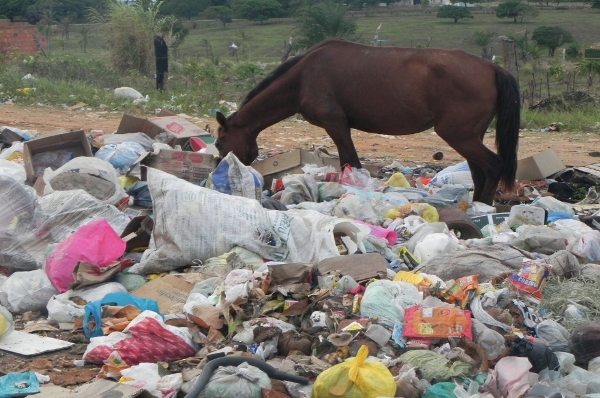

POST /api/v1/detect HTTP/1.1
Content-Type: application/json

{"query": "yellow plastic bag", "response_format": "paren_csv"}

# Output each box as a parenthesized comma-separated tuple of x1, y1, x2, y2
(387, 172, 411, 188)
(312, 345, 396, 398)
(385, 203, 439, 223)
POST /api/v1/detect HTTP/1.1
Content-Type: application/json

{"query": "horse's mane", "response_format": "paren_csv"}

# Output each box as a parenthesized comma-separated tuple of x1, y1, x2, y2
(231, 40, 335, 119)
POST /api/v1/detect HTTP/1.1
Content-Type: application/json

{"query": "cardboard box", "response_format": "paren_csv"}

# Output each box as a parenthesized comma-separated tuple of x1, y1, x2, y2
(251, 148, 341, 187)
(23, 130, 93, 183)
(140, 149, 218, 185)
(131, 274, 195, 313)
(516, 149, 565, 181)
(116, 112, 210, 147)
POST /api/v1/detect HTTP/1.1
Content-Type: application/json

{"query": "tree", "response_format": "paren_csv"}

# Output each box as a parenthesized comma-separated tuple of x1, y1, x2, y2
(60, 15, 73, 40)
(0, 0, 35, 20)
(495, 1, 521, 22)
(236, 0, 283, 23)
(515, 3, 539, 23)
(531, 26, 574, 56)
(78, 24, 90, 53)
(295, 0, 358, 49)
(436, 5, 473, 23)
(577, 59, 600, 93)
(161, 0, 211, 18)
(471, 30, 495, 59)
(88, 0, 163, 75)
(204, 6, 233, 28)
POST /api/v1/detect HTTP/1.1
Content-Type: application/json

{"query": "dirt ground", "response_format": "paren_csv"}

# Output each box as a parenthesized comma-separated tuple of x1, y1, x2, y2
(1, 104, 600, 391)
(2, 104, 600, 169)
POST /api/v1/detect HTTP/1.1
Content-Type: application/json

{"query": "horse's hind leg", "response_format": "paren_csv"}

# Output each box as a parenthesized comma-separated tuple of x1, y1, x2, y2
(321, 120, 361, 168)
(444, 137, 503, 205)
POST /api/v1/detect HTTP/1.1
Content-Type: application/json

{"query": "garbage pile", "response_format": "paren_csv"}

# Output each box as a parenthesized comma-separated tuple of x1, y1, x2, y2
(2, 115, 600, 398)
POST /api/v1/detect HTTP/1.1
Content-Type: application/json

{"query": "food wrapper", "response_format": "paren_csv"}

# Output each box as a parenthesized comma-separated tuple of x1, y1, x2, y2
(442, 275, 478, 308)
(507, 260, 551, 303)
(402, 305, 472, 340)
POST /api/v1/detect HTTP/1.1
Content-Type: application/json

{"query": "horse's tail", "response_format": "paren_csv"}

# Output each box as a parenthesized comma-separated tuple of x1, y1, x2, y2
(495, 68, 520, 192)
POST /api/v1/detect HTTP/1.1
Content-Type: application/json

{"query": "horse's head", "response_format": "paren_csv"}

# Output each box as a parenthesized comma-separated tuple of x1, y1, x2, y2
(215, 111, 258, 166)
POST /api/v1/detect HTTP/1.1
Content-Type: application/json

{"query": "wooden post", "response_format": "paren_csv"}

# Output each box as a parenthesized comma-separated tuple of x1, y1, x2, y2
(154, 35, 168, 91)
(501, 37, 519, 84)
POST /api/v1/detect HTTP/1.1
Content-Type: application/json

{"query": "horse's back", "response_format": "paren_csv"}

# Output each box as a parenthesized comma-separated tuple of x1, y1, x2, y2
(297, 39, 500, 134)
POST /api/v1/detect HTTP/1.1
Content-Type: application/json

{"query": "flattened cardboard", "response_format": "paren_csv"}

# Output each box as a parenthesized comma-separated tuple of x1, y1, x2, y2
(23, 130, 93, 183)
(141, 149, 218, 185)
(72, 379, 154, 398)
(116, 112, 209, 147)
(317, 253, 388, 282)
(516, 149, 566, 181)
(0, 330, 74, 356)
(131, 274, 195, 313)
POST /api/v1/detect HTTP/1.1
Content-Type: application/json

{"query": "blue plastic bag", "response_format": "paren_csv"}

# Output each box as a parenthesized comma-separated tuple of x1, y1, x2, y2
(0, 372, 39, 397)
(205, 152, 262, 200)
(95, 142, 146, 172)
(83, 292, 160, 339)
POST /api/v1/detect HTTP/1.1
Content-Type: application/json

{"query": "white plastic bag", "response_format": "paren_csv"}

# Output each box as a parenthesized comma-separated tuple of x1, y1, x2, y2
(414, 232, 460, 263)
(47, 282, 127, 323)
(0, 269, 58, 313)
(0, 160, 26, 183)
(205, 152, 263, 200)
(132, 168, 341, 274)
(120, 363, 183, 398)
(360, 280, 422, 329)
(0, 142, 25, 163)
(429, 162, 473, 188)
(43, 157, 127, 205)
(114, 87, 143, 99)
(531, 196, 575, 216)
(0, 304, 14, 338)
(202, 362, 271, 398)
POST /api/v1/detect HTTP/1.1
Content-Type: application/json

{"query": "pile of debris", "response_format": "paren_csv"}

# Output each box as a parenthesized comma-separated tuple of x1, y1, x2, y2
(1, 110, 600, 398)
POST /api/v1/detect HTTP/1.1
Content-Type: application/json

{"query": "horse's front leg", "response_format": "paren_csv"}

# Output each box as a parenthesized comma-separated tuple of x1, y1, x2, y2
(324, 124, 362, 169)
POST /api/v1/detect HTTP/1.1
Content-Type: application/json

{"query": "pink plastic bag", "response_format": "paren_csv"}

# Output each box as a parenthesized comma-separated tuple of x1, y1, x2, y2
(83, 311, 196, 365)
(353, 220, 398, 245)
(45, 219, 126, 293)
(339, 165, 385, 192)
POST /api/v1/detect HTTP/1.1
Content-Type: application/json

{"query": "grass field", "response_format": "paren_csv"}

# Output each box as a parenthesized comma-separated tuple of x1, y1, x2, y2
(47, 4, 600, 63)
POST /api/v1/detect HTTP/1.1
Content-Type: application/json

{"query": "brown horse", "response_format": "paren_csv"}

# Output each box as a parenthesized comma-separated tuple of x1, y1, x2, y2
(215, 38, 520, 205)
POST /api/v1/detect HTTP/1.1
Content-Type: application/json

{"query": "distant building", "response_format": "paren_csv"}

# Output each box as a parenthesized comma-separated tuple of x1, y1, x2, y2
(0, 20, 47, 55)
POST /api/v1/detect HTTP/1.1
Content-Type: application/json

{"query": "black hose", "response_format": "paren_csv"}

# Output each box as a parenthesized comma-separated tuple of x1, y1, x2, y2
(184, 356, 309, 398)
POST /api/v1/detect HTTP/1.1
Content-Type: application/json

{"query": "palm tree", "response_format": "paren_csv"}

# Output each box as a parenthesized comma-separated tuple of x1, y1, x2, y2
(79, 25, 90, 53)
(39, 9, 56, 51)
(577, 59, 600, 94)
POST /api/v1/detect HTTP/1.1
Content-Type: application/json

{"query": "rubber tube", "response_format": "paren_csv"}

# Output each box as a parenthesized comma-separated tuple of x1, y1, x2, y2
(184, 356, 309, 398)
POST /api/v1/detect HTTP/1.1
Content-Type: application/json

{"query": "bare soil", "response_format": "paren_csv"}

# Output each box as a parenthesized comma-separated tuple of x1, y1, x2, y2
(2, 104, 600, 169)
(1, 104, 600, 391)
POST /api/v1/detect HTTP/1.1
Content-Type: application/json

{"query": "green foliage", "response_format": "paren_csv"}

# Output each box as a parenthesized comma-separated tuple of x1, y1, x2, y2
(577, 58, 600, 91)
(0, 0, 35, 20)
(204, 6, 233, 28)
(160, 0, 211, 18)
(565, 43, 581, 60)
(295, 0, 358, 49)
(496, 1, 521, 23)
(235, 0, 283, 23)
(26, 0, 95, 23)
(471, 30, 495, 59)
(19, 54, 124, 87)
(436, 5, 474, 23)
(532, 26, 575, 56)
(515, 3, 539, 23)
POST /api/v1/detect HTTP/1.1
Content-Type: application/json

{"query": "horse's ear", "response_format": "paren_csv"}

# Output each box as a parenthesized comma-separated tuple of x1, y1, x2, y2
(216, 111, 227, 129)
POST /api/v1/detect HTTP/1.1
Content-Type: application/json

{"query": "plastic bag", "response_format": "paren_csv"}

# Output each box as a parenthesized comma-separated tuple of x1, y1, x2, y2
(45, 219, 126, 293)
(0, 304, 14, 338)
(0, 372, 40, 396)
(340, 165, 385, 192)
(359, 280, 422, 329)
(531, 196, 575, 216)
(0, 159, 26, 183)
(47, 282, 127, 324)
(102, 132, 155, 151)
(83, 292, 160, 339)
(0, 142, 25, 163)
(202, 362, 271, 398)
(494, 356, 532, 398)
(398, 350, 472, 382)
(429, 161, 473, 188)
(312, 345, 396, 398)
(95, 142, 146, 173)
(120, 363, 183, 398)
(43, 157, 128, 205)
(83, 310, 196, 365)
(472, 319, 506, 361)
(511, 225, 567, 254)
(506, 260, 551, 303)
(114, 87, 143, 99)
(387, 172, 411, 188)
(0, 269, 58, 313)
(278, 174, 319, 205)
(333, 194, 380, 225)
(423, 187, 471, 211)
(385, 203, 439, 223)
(536, 319, 571, 353)
(414, 232, 460, 264)
(32, 149, 73, 176)
(206, 152, 263, 200)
